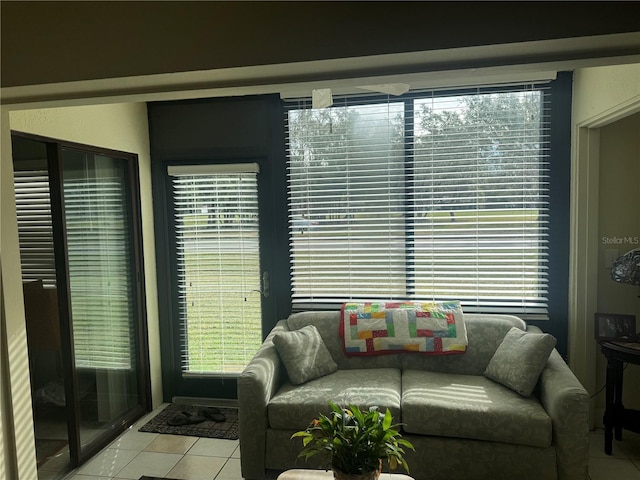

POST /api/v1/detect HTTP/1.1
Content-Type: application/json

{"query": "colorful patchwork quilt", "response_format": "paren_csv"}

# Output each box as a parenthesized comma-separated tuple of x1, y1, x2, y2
(340, 301, 468, 355)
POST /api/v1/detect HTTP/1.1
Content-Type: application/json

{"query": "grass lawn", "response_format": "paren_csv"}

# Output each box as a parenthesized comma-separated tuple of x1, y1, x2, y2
(181, 251, 262, 374)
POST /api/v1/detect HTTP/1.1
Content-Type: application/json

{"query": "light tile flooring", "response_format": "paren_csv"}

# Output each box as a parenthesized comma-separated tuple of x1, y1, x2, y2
(589, 429, 640, 480)
(43, 404, 640, 480)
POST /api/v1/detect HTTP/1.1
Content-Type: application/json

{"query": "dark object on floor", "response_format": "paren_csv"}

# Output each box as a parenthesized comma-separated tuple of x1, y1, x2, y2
(139, 476, 181, 480)
(138, 403, 239, 440)
(199, 406, 226, 422)
(167, 411, 206, 426)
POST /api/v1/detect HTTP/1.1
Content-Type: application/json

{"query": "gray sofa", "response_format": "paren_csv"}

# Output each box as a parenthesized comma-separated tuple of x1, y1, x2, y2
(238, 311, 589, 480)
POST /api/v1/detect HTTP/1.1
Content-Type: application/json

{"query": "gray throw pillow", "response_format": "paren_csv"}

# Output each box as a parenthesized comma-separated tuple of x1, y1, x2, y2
(273, 325, 338, 385)
(484, 327, 557, 397)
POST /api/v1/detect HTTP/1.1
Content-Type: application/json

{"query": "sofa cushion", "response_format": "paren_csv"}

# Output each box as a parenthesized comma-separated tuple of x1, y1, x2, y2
(268, 368, 402, 430)
(402, 369, 552, 448)
(273, 325, 337, 385)
(484, 327, 556, 397)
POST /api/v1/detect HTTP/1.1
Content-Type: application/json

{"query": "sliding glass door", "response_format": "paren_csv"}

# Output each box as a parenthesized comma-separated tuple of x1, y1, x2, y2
(60, 148, 145, 452)
(12, 133, 149, 474)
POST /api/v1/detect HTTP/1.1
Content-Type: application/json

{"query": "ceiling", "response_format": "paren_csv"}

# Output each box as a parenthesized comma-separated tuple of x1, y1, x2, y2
(1, 1, 639, 107)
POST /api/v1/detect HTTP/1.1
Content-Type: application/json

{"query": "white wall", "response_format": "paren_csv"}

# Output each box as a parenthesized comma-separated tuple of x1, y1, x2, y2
(597, 113, 640, 319)
(570, 63, 640, 426)
(1, 107, 37, 480)
(573, 64, 640, 124)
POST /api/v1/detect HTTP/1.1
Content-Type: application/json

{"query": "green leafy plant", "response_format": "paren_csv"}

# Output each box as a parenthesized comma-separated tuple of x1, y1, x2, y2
(291, 402, 414, 476)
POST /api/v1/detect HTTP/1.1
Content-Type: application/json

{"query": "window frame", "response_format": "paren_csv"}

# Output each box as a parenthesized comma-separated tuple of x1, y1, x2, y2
(160, 156, 277, 399)
(148, 94, 288, 401)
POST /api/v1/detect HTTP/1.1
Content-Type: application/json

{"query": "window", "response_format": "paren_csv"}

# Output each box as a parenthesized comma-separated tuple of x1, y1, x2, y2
(286, 83, 554, 317)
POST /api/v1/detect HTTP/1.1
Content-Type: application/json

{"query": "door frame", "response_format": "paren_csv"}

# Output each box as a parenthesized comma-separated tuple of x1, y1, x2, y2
(149, 94, 290, 402)
(568, 96, 640, 428)
(159, 156, 278, 399)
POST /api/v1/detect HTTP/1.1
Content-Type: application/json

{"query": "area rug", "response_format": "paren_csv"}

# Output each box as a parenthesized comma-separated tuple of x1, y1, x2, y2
(138, 403, 239, 440)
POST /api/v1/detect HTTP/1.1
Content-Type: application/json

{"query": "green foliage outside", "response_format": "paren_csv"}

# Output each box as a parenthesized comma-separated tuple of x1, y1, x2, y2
(288, 91, 544, 218)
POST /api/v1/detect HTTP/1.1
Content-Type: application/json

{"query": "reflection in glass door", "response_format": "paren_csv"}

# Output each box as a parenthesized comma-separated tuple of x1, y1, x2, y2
(60, 148, 144, 451)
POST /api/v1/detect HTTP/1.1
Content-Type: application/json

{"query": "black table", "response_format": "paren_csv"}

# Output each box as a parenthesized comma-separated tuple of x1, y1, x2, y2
(600, 340, 640, 454)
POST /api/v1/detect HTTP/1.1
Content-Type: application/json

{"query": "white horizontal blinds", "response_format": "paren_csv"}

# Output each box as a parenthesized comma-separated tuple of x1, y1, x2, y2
(63, 157, 135, 370)
(13, 168, 56, 287)
(287, 100, 408, 305)
(413, 86, 549, 315)
(286, 83, 550, 316)
(171, 167, 262, 375)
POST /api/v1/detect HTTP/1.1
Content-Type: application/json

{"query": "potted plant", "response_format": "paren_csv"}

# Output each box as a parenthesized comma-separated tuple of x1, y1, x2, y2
(291, 402, 414, 480)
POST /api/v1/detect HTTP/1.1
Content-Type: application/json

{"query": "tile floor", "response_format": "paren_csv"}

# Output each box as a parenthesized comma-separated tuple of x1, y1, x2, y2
(589, 429, 640, 480)
(42, 404, 640, 480)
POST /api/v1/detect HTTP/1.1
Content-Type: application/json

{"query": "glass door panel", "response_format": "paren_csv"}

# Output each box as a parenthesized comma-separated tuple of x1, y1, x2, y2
(170, 165, 263, 378)
(60, 149, 141, 450)
(13, 136, 71, 478)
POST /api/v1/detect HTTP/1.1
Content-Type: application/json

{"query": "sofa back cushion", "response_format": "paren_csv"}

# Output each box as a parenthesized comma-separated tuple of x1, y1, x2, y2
(401, 314, 527, 375)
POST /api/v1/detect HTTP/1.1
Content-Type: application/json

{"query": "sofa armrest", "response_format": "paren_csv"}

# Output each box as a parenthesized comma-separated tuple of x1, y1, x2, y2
(238, 320, 288, 480)
(538, 348, 590, 480)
